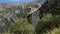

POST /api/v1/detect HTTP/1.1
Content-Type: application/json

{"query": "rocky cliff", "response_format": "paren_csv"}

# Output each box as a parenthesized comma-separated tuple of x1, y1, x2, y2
(30, 0, 60, 27)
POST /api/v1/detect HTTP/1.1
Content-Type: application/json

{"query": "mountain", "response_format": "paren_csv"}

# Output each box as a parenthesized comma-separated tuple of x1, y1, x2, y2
(0, 0, 34, 4)
(0, 0, 45, 4)
(0, 1, 41, 31)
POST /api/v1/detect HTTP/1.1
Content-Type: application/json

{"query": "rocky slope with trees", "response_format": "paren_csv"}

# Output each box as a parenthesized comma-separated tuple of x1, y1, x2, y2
(0, 0, 60, 34)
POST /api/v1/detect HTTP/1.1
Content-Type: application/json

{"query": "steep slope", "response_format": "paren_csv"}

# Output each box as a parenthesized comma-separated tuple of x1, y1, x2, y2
(0, 1, 41, 32)
(36, 0, 60, 34)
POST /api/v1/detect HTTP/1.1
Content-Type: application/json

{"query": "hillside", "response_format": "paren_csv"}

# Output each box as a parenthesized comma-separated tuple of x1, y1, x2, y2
(0, 1, 41, 32)
(0, 0, 60, 34)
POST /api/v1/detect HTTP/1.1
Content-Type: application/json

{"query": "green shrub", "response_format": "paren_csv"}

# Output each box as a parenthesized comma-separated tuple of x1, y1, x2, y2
(36, 14, 60, 34)
(7, 18, 35, 34)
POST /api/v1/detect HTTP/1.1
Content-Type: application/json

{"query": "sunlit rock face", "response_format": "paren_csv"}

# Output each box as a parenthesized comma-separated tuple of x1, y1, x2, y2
(27, 0, 60, 27)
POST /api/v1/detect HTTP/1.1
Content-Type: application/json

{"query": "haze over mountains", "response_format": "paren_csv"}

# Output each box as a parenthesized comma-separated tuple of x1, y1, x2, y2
(0, 0, 46, 11)
(0, 0, 45, 4)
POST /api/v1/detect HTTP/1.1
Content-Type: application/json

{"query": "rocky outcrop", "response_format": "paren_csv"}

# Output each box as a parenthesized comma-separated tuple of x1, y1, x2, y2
(30, 0, 60, 27)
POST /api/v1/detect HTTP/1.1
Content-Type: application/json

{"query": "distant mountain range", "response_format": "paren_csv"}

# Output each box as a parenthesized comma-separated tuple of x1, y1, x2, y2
(0, 0, 45, 4)
(0, 0, 34, 4)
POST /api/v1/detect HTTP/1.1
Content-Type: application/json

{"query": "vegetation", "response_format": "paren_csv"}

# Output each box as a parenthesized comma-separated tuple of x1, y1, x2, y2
(6, 18, 35, 34)
(36, 0, 60, 34)
(0, 0, 60, 34)
(36, 14, 60, 34)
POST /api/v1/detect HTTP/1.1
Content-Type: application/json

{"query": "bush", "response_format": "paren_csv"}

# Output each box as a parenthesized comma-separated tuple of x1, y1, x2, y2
(7, 18, 35, 34)
(36, 14, 60, 34)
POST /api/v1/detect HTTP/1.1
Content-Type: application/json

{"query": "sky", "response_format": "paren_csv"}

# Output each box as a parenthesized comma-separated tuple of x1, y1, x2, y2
(0, 0, 45, 4)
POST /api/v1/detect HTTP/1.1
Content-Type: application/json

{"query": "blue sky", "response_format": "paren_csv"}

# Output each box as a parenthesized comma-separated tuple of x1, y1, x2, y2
(0, 0, 45, 4)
